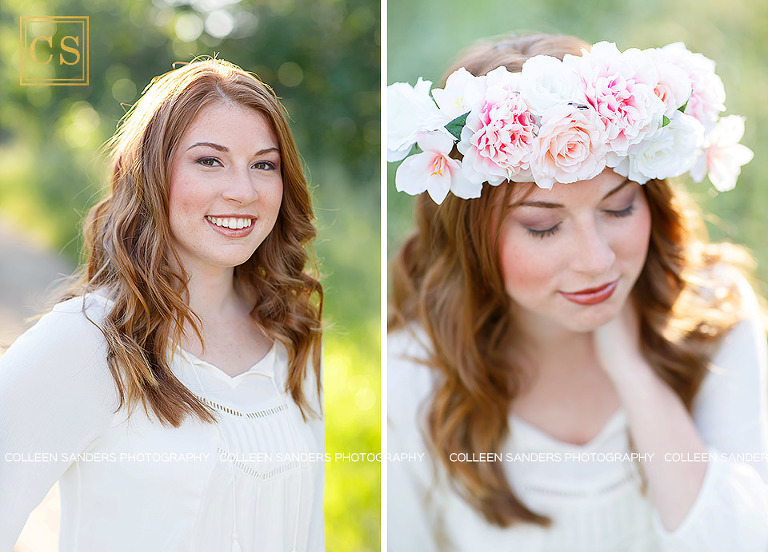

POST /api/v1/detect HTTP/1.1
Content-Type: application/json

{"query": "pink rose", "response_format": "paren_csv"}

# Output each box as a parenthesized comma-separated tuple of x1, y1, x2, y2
(645, 48, 692, 117)
(530, 104, 608, 189)
(657, 43, 725, 128)
(572, 42, 664, 155)
(458, 68, 537, 186)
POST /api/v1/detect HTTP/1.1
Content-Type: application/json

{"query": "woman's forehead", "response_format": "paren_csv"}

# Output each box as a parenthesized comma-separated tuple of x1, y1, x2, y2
(519, 170, 631, 206)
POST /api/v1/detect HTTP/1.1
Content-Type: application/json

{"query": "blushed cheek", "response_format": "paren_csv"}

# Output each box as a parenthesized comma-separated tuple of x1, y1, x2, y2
(498, 229, 555, 302)
(622, 197, 652, 271)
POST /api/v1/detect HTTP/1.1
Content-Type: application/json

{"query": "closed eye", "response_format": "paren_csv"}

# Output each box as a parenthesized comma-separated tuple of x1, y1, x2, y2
(526, 223, 561, 239)
(605, 204, 635, 218)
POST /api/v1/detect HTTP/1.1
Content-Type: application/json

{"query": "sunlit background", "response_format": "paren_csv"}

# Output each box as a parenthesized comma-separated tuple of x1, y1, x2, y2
(0, 0, 380, 550)
(387, 0, 768, 301)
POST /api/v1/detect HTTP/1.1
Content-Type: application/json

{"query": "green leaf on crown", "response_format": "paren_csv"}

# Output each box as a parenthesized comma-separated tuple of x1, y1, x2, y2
(445, 112, 470, 140)
(662, 115, 671, 127)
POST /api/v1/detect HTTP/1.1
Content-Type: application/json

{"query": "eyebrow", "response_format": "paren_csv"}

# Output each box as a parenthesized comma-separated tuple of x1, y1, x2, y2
(186, 142, 280, 156)
(516, 178, 632, 209)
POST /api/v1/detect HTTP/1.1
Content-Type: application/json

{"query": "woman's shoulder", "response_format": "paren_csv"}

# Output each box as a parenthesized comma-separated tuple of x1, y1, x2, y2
(50, 291, 113, 318)
(4, 293, 113, 362)
(0, 293, 118, 409)
(387, 325, 439, 417)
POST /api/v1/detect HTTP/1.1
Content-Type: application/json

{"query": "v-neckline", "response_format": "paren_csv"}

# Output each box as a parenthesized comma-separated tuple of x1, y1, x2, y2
(178, 342, 277, 384)
(510, 408, 626, 450)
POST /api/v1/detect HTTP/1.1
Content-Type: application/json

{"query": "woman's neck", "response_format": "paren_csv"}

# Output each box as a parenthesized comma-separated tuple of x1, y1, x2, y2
(518, 328, 597, 375)
(183, 265, 245, 321)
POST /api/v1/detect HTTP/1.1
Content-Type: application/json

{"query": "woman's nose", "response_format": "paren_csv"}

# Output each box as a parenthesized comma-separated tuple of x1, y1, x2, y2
(221, 166, 258, 204)
(569, 222, 616, 275)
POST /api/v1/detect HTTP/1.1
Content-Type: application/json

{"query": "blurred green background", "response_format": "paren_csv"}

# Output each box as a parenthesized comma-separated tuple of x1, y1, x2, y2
(0, 0, 379, 550)
(387, 0, 768, 297)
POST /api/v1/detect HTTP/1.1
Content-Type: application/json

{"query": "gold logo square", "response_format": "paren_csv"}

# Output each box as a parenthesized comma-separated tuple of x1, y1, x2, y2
(20, 16, 89, 86)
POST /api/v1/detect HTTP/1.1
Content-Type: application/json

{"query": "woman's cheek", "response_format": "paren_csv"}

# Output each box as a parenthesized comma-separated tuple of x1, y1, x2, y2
(499, 229, 557, 299)
(621, 200, 652, 270)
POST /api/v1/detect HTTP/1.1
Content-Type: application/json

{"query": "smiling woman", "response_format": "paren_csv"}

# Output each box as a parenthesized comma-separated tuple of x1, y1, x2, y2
(168, 102, 284, 281)
(0, 59, 325, 552)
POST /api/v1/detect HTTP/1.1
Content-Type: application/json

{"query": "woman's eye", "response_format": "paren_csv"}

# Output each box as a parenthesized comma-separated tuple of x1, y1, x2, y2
(197, 157, 221, 167)
(605, 203, 635, 218)
(253, 161, 277, 170)
(526, 223, 561, 239)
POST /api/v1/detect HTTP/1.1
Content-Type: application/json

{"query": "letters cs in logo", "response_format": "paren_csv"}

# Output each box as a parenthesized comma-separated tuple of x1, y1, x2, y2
(20, 16, 89, 86)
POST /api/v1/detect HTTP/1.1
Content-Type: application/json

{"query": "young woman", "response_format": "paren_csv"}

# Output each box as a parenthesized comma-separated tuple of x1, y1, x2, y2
(388, 34, 768, 550)
(0, 59, 323, 552)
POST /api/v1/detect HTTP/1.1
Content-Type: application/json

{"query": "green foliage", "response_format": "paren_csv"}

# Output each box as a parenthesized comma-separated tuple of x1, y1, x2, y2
(0, 0, 380, 550)
(445, 111, 468, 140)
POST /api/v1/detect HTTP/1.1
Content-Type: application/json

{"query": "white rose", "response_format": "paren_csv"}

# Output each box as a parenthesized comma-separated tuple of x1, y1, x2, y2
(620, 112, 704, 184)
(520, 54, 586, 115)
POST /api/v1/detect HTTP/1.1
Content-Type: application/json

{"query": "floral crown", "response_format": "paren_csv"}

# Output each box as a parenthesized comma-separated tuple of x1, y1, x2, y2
(387, 41, 753, 204)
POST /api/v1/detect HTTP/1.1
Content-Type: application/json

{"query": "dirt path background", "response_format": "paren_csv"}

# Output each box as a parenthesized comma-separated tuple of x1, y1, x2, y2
(0, 218, 74, 552)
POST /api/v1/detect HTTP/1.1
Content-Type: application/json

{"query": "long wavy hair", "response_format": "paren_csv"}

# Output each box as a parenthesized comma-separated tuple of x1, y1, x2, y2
(65, 59, 323, 426)
(389, 34, 751, 526)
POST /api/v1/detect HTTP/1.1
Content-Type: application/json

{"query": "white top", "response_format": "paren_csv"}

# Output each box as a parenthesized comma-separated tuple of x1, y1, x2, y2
(388, 281, 768, 552)
(0, 294, 324, 552)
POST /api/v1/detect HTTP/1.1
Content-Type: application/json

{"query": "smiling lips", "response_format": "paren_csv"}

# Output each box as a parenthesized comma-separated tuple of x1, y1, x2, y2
(205, 215, 256, 237)
(560, 280, 618, 305)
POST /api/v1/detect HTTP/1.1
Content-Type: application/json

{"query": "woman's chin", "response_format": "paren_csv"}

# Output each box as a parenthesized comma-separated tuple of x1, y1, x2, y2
(562, 304, 625, 333)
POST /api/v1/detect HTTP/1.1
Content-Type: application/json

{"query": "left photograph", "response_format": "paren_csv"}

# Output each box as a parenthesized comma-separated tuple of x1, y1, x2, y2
(0, 2, 380, 552)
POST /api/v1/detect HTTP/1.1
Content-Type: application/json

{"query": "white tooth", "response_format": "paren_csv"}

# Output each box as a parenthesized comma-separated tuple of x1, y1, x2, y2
(215, 217, 223, 227)
(237, 219, 245, 229)
(244, 219, 252, 228)
(227, 218, 236, 228)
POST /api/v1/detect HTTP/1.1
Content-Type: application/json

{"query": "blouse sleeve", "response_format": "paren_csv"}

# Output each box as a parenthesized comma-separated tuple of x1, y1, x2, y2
(387, 329, 442, 552)
(0, 296, 118, 551)
(656, 277, 768, 551)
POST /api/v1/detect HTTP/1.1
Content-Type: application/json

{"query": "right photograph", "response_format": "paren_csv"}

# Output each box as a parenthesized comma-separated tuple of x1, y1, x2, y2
(386, 1, 768, 551)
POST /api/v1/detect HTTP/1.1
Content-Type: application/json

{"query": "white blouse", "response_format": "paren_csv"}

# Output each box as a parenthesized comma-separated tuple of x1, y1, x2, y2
(388, 282, 768, 551)
(0, 294, 324, 552)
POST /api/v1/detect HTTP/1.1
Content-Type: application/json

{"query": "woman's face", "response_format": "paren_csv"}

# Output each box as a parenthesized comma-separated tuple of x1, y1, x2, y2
(168, 100, 283, 275)
(498, 169, 651, 337)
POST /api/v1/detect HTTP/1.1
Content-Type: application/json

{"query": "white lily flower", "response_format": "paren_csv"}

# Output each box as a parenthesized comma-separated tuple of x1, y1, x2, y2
(431, 67, 486, 120)
(395, 132, 478, 204)
(691, 115, 753, 192)
(387, 78, 448, 162)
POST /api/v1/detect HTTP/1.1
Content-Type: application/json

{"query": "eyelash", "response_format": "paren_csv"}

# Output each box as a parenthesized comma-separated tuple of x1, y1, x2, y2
(525, 202, 635, 239)
(606, 204, 635, 218)
(527, 224, 561, 239)
(195, 157, 277, 170)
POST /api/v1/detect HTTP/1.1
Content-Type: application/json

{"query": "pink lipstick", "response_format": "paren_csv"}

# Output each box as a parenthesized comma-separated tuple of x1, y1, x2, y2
(560, 280, 618, 306)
